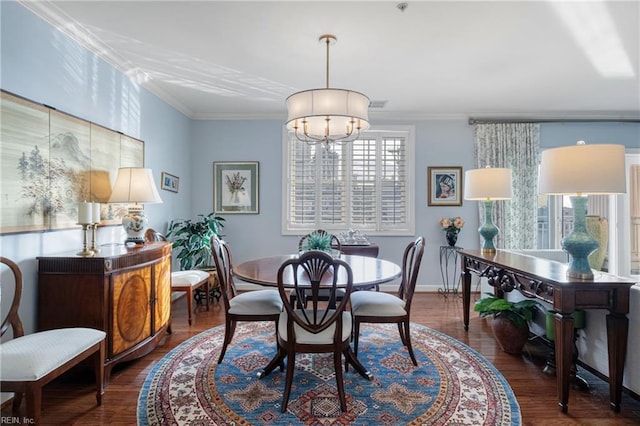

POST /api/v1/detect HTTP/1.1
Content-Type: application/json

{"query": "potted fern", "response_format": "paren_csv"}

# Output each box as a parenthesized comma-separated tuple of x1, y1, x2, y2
(166, 212, 225, 270)
(474, 293, 541, 354)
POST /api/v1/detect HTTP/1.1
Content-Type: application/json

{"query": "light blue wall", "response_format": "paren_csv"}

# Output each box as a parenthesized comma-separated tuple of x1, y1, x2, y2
(190, 119, 479, 271)
(2, 1, 639, 334)
(541, 122, 640, 148)
(1, 1, 193, 333)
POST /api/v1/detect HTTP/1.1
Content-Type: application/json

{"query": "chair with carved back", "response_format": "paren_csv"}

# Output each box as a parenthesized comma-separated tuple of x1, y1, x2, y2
(0, 257, 106, 424)
(257, 250, 373, 412)
(211, 235, 284, 363)
(350, 237, 425, 366)
(294, 230, 345, 308)
(145, 228, 211, 325)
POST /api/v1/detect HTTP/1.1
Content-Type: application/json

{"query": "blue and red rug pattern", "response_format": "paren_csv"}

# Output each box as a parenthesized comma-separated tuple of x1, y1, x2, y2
(138, 321, 521, 425)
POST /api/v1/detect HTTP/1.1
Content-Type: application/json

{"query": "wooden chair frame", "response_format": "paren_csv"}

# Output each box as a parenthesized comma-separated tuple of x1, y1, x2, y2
(351, 237, 425, 366)
(258, 250, 372, 412)
(0, 257, 105, 424)
(211, 236, 283, 364)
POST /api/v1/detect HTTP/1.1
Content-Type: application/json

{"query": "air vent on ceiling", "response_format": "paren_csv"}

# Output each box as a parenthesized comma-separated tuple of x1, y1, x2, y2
(369, 100, 388, 109)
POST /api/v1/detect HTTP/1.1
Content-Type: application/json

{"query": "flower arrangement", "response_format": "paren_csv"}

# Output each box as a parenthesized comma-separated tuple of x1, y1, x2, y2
(439, 216, 464, 234)
(225, 172, 246, 193)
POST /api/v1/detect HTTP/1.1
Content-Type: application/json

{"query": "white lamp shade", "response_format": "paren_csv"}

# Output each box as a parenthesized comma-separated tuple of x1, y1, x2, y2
(464, 167, 513, 200)
(538, 143, 626, 195)
(108, 168, 163, 204)
(286, 88, 370, 138)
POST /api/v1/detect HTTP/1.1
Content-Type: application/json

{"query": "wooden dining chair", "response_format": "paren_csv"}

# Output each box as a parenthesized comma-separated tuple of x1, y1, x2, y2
(145, 228, 212, 325)
(294, 230, 345, 308)
(350, 236, 425, 366)
(257, 250, 373, 413)
(0, 257, 106, 424)
(211, 235, 284, 363)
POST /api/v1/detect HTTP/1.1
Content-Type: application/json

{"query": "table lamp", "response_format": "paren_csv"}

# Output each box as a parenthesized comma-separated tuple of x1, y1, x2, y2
(538, 141, 626, 280)
(108, 167, 163, 244)
(464, 167, 513, 253)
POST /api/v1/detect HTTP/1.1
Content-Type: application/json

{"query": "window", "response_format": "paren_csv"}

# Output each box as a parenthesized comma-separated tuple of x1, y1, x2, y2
(282, 126, 415, 235)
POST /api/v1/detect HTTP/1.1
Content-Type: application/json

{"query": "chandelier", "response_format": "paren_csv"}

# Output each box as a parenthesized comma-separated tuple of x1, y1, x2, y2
(286, 34, 370, 145)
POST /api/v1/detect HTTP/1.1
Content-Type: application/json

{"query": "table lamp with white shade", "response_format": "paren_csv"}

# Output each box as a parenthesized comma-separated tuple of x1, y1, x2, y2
(464, 167, 513, 253)
(108, 167, 163, 245)
(538, 141, 626, 280)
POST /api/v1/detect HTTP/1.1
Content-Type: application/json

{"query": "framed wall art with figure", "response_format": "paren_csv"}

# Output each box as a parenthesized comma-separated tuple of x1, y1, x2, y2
(213, 161, 259, 214)
(428, 166, 462, 206)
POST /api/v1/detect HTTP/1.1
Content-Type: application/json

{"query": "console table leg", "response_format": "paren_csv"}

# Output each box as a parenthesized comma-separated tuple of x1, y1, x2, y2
(607, 313, 629, 412)
(555, 312, 574, 413)
(462, 269, 471, 331)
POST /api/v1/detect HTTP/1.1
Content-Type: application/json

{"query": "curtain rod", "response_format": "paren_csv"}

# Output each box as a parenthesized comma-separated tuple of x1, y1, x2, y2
(468, 118, 640, 125)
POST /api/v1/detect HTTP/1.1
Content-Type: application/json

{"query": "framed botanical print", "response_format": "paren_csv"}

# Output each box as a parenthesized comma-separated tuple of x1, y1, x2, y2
(213, 161, 259, 214)
(428, 166, 463, 206)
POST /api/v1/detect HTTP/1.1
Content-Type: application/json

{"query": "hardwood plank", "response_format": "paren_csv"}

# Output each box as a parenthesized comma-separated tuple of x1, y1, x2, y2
(3, 293, 639, 424)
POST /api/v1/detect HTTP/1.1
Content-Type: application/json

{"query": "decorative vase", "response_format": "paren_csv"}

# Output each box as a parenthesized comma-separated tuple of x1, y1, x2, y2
(490, 314, 529, 354)
(586, 215, 608, 271)
(446, 231, 458, 247)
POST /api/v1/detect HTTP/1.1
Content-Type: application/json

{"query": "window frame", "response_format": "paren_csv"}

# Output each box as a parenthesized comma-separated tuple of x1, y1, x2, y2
(281, 125, 415, 236)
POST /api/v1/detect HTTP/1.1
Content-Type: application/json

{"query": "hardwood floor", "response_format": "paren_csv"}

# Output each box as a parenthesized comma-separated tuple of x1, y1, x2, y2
(4, 292, 640, 425)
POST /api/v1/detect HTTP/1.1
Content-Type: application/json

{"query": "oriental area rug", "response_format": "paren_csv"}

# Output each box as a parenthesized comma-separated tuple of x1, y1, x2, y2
(138, 322, 521, 425)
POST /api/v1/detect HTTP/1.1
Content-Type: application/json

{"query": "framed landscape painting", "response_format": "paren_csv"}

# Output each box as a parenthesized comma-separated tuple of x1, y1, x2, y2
(213, 161, 259, 214)
(428, 166, 463, 206)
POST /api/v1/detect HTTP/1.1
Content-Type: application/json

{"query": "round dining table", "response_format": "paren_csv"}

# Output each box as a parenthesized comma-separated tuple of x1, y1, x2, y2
(233, 254, 402, 289)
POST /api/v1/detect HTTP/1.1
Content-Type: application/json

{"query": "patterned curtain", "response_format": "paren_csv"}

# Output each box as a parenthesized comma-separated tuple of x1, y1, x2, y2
(473, 123, 540, 249)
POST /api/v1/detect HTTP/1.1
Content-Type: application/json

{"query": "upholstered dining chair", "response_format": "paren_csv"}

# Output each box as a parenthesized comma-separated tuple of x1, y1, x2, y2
(211, 235, 284, 364)
(258, 250, 373, 413)
(350, 236, 425, 366)
(294, 230, 345, 308)
(0, 257, 106, 424)
(145, 228, 211, 325)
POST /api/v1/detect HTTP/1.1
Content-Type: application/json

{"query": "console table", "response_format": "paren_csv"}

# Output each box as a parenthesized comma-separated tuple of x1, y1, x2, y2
(459, 249, 634, 414)
(37, 242, 172, 382)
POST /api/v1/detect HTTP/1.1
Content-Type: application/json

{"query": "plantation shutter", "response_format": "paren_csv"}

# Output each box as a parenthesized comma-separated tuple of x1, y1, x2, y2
(285, 127, 413, 235)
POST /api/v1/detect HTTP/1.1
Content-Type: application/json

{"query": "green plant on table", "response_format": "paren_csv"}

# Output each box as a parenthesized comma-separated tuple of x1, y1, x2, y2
(166, 212, 225, 270)
(474, 293, 541, 329)
(300, 231, 333, 252)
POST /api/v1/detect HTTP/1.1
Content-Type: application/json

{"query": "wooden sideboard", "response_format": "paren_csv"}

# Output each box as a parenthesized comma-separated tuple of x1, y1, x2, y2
(333, 243, 379, 257)
(37, 242, 172, 382)
(459, 249, 635, 414)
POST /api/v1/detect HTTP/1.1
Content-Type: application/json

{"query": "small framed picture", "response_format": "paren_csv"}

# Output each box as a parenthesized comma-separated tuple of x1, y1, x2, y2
(428, 166, 462, 206)
(213, 161, 259, 214)
(161, 172, 179, 193)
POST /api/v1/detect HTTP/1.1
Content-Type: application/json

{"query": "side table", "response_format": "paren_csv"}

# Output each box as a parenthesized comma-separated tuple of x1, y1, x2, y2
(439, 245, 462, 296)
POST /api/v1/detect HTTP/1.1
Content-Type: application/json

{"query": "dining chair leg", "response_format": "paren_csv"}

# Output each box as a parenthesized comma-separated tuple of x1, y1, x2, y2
(334, 351, 347, 412)
(281, 349, 296, 413)
(397, 322, 406, 345)
(218, 319, 235, 363)
(403, 321, 417, 366)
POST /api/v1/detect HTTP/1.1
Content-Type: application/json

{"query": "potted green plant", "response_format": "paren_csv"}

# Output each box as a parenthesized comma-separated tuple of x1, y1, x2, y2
(299, 230, 340, 257)
(474, 293, 541, 354)
(166, 212, 225, 270)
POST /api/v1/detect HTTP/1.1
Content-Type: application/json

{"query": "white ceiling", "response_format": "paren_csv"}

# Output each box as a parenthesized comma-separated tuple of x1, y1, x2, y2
(22, 0, 640, 121)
